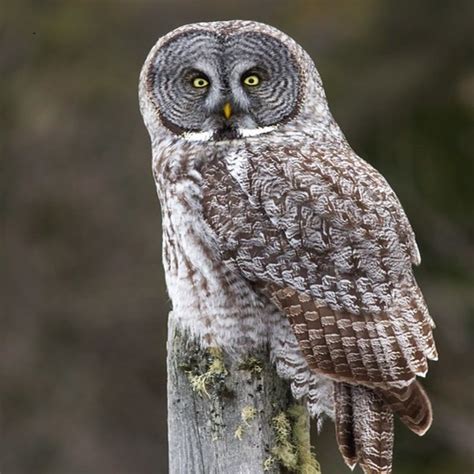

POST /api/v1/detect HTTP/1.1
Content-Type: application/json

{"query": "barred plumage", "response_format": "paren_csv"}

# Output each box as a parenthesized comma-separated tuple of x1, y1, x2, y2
(139, 20, 438, 473)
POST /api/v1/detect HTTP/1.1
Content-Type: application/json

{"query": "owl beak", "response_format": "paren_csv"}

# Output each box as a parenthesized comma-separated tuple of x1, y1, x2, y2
(223, 102, 232, 120)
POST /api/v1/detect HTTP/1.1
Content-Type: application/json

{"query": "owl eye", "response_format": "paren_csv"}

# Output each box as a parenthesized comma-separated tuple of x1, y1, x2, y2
(191, 77, 209, 88)
(242, 74, 261, 87)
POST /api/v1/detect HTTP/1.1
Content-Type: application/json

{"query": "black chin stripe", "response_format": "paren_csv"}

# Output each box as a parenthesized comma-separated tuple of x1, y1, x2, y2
(213, 125, 240, 141)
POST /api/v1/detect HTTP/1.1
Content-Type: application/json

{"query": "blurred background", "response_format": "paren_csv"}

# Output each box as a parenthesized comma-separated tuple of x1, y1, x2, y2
(2, 0, 473, 473)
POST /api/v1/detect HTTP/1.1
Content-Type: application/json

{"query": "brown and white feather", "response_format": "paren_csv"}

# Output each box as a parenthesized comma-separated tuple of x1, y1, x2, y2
(139, 20, 438, 473)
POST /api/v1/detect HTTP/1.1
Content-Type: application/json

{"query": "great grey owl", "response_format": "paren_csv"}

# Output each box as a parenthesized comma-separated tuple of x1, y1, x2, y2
(139, 20, 437, 474)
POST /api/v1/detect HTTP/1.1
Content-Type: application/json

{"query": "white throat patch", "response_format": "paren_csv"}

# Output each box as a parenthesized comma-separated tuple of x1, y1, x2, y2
(182, 126, 276, 142)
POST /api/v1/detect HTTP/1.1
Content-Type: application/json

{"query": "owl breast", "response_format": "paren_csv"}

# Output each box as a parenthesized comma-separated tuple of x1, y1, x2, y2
(153, 138, 334, 421)
(154, 139, 271, 352)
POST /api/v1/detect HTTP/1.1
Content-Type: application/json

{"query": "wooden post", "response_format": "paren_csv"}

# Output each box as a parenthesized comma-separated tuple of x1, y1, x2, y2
(166, 313, 321, 474)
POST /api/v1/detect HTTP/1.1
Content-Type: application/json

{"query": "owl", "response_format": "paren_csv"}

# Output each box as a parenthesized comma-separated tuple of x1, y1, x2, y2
(139, 20, 437, 474)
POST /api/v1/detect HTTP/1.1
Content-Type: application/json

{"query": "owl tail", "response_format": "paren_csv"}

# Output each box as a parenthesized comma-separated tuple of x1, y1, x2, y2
(334, 382, 394, 474)
(379, 380, 433, 436)
(334, 380, 433, 473)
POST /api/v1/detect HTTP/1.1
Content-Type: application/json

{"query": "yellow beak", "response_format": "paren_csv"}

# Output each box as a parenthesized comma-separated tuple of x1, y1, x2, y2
(223, 102, 232, 120)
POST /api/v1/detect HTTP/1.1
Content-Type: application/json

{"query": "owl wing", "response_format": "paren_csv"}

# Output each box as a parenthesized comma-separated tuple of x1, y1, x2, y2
(202, 139, 437, 390)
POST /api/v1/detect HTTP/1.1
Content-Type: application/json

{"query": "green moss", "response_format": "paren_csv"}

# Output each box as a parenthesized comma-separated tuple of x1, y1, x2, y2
(263, 456, 276, 471)
(238, 356, 264, 376)
(234, 424, 245, 441)
(269, 404, 321, 474)
(177, 341, 229, 441)
(289, 405, 321, 474)
(234, 405, 258, 440)
(181, 346, 228, 398)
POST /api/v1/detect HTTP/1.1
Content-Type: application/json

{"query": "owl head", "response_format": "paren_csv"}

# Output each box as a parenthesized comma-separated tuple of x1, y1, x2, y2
(139, 20, 331, 142)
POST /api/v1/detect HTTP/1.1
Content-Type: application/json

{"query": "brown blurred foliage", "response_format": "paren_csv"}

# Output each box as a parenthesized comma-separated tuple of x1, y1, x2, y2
(1, 1, 473, 473)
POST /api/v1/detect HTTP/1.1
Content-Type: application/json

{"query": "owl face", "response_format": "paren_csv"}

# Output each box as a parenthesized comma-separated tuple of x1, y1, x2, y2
(145, 29, 302, 141)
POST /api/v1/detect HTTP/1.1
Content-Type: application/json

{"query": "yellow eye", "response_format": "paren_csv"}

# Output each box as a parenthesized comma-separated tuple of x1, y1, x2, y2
(242, 74, 260, 87)
(192, 77, 209, 88)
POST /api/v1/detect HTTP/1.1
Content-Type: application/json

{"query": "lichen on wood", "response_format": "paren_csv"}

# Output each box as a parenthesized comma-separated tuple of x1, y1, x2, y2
(182, 346, 228, 398)
(238, 356, 264, 375)
(167, 313, 320, 473)
(234, 405, 258, 440)
(270, 405, 321, 474)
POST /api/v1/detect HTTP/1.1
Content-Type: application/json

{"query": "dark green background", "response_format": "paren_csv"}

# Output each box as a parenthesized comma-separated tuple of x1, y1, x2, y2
(2, 1, 473, 473)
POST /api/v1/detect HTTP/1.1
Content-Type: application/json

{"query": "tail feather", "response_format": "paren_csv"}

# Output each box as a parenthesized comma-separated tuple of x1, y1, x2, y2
(380, 380, 433, 435)
(334, 383, 358, 469)
(335, 382, 394, 474)
(334, 380, 433, 473)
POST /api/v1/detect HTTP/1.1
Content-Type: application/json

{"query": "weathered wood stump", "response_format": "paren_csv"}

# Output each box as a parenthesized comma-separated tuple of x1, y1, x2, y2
(167, 313, 321, 474)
